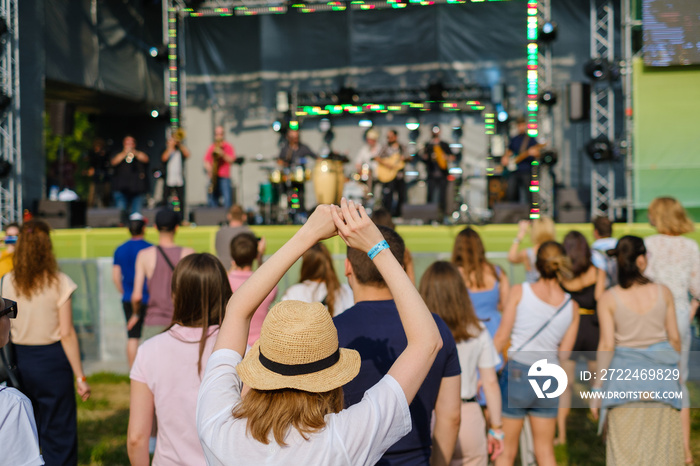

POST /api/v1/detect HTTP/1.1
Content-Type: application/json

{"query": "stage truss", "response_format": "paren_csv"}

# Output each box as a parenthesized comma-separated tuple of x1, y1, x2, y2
(0, 0, 20, 227)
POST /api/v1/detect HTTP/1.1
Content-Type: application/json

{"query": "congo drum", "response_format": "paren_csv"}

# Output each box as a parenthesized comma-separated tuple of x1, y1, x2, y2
(312, 159, 345, 205)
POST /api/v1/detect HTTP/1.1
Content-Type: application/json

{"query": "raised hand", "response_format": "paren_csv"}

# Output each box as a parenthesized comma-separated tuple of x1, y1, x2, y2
(331, 198, 384, 253)
(300, 204, 338, 242)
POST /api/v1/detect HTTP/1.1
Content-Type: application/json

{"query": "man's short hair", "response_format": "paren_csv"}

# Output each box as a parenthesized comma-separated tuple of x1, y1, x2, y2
(230, 233, 258, 268)
(347, 226, 405, 286)
(155, 209, 180, 232)
(228, 205, 245, 222)
(592, 216, 613, 238)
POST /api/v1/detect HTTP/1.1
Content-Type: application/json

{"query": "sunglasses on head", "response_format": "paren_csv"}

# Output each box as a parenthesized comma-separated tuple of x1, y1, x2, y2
(0, 299, 17, 319)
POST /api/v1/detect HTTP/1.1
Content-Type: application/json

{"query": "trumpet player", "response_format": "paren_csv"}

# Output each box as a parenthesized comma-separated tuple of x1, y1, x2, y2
(204, 125, 235, 209)
(111, 135, 150, 220)
(161, 128, 191, 216)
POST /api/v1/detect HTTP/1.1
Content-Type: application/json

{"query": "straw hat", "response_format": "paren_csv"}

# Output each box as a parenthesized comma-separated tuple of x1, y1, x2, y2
(237, 300, 361, 392)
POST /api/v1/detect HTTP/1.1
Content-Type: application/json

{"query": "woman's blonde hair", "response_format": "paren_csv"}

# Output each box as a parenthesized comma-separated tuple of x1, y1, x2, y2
(648, 197, 695, 235)
(531, 215, 556, 245)
(536, 241, 574, 282)
(419, 261, 481, 342)
(232, 387, 343, 445)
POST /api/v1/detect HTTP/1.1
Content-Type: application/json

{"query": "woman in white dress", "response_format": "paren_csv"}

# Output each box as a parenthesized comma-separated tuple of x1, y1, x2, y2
(644, 196, 700, 464)
(281, 242, 354, 316)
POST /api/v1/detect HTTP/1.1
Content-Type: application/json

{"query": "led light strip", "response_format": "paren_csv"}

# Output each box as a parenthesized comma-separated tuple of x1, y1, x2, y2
(168, 6, 179, 130)
(526, 0, 540, 219)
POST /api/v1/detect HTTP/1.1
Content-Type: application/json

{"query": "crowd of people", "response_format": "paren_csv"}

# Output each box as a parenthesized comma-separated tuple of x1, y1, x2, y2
(0, 196, 699, 466)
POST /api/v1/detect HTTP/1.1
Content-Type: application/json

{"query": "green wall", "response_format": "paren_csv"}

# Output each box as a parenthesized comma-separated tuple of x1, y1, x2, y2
(633, 58, 700, 220)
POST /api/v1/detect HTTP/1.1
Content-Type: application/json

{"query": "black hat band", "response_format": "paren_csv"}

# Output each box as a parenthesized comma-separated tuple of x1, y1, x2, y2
(259, 348, 340, 376)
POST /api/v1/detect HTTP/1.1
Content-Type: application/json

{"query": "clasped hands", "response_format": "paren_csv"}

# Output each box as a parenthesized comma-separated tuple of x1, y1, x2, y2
(301, 198, 385, 254)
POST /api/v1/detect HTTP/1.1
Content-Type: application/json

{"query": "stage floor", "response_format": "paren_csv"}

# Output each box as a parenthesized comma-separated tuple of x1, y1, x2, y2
(49, 222, 693, 259)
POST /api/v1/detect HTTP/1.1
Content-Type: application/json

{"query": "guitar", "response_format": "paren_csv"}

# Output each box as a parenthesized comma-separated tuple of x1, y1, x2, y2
(505, 143, 545, 173)
(375, 153, 406, 183)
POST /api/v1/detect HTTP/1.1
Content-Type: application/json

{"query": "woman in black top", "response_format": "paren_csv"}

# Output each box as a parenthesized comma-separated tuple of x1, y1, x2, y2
(556, 230, 606, 445)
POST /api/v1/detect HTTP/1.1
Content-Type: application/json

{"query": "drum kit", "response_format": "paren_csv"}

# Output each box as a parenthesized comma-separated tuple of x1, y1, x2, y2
(257, 158, 372, 224)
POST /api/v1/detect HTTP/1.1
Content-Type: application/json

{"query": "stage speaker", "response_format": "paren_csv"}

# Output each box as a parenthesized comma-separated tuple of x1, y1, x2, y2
(191, 206, 227, 226)
(567, 82, 590, 122)
(557, 188, 588, 223)
(401, 203, 440, 224)
(48, 101, 75, 136)
(492, 202, 530, 224)
(86, 208, 123, 228)
(37, 200, 86, 229)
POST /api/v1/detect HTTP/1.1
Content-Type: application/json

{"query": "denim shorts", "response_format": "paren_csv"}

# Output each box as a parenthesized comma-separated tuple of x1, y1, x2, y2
(499, 359, 558, 419)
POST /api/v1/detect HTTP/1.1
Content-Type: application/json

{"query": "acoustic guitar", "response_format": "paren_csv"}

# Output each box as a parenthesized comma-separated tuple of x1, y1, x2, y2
(375, 153, 406, 183)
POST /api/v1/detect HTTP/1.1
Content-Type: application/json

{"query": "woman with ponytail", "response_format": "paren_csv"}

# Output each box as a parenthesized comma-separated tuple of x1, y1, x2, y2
(128, 253, 231, 465)
(493, 241, 580, 466)
(590, 236, 683, 465)
(281, 242, 354, 316)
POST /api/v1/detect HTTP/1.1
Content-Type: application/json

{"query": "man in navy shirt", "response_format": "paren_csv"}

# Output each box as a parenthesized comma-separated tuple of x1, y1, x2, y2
(334, 226, 461, 465)
(501, 116, 541, 204)
(112, 213, 152, 367)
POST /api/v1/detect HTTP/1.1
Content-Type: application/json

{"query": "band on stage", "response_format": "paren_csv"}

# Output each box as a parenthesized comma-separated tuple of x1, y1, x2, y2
(86, 119, 540, 224)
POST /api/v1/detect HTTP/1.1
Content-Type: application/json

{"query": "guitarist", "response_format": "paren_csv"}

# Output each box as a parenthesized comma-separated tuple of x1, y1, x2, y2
(375, 129, 409, 217)
(204, 125, 236, 209)
(421, 125, 453, 218)
(501, 116, 541, 204)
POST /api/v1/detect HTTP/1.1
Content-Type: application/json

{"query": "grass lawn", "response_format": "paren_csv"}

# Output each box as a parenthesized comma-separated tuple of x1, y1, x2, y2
(77, 372, 700, 466)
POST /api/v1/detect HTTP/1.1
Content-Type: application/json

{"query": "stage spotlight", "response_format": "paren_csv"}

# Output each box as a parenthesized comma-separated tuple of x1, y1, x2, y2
(497, 110, 509, 122)
(0, 92, 10, 112)
(0, 159, 11, 179)
(451, 117, 463, 140)
(0, 16, 8, 38)
(289, 120, 299, 131)
(583, 58, 617, 81)
(149, 45, 169, 61)
(538, 89, 558, 106)
(272, 120, 282, 132)
(586, 135, 614, 162)
(427, 82, 446, 101)
(539, 21, 558, 43)
(540, 148, 558, 166)
(358, 119, 373, 128)
(405, 117, 420, 131)
(336, 87, 358, 105)
(150, 109, 160, 118)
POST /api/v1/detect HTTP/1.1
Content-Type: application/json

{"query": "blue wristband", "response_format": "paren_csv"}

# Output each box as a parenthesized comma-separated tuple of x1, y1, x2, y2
(488, 428, 505, 441)
(367, 240, 390, 260)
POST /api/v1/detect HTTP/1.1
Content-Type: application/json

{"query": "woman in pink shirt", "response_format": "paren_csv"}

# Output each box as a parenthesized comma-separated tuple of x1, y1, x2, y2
(127, 253, 232, 465)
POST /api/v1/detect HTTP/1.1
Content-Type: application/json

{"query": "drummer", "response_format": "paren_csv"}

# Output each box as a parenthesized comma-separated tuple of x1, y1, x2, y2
(277, 129, 316, 212)
(354, 128, 383, 195)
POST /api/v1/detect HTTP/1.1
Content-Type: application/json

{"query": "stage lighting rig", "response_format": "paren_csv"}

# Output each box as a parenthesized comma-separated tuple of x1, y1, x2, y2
(0, 16, 8, 39)
(149, 44, 169, 62)
(0, 92, 10, 113)
(585, 135, 614, 163)
(538, 89, 558, 106)
(0, 159, 11, 179)
(540, 148, 558, 166)
(539, 21, 557, 43)
(584, 58, 619, 81)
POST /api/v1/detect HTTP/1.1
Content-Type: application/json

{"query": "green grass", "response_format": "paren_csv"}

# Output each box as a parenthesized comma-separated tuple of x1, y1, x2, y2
(77, 373, 130, 466)
(77, 373, 700, 465)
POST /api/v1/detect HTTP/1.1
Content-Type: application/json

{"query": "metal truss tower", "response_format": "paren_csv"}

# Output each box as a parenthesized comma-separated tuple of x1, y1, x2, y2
(589, 0, 617, 220)
(0, 0, 20, 227)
